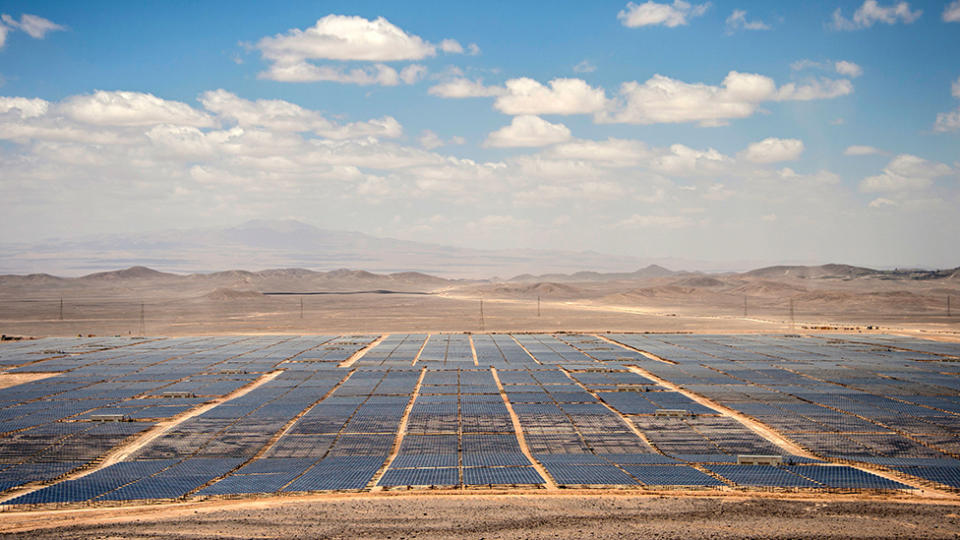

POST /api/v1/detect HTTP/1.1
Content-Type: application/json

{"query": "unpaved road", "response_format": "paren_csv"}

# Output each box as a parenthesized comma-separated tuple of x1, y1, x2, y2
(3, 494, 960, 539)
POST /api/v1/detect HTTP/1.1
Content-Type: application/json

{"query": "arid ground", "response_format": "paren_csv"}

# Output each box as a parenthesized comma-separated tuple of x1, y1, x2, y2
(1, 264, 959, 539)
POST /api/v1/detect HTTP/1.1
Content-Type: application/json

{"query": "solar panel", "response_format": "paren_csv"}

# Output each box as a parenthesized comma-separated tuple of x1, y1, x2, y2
(785, 466, 910, 489)
(543, 463, 638, 485)
(463, 467, 544, 485)
(706, 465, 820, 488)
(378, 467, 459, 486)
(621, 465, 723, 486)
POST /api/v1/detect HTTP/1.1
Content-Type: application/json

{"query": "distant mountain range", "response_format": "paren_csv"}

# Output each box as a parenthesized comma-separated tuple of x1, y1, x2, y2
(0, 219, 768, 278)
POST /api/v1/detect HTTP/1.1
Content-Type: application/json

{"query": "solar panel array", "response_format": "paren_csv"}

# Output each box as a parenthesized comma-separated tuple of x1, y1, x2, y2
(1, 332, 958, 505)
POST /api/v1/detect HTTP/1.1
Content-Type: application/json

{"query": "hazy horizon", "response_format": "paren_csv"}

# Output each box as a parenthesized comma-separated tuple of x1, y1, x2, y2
(1, 2, 958, 269)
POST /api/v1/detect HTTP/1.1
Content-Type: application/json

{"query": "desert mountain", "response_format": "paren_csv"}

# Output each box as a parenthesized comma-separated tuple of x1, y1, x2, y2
(0, 219, 674, 278)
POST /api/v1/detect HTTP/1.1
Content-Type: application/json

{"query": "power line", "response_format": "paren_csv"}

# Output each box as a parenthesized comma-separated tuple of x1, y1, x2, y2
(479, 299, 485, 331)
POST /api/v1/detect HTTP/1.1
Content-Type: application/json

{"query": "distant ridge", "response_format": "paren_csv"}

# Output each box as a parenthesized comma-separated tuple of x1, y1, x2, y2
(508, 264, 680, 283)
(744, 264, 960, 281)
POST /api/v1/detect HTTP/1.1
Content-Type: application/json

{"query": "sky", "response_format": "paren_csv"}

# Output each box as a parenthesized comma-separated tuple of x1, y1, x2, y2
(0, 0, 958, 269)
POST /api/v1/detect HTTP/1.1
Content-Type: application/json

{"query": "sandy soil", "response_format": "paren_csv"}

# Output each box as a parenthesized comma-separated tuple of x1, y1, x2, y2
(2, 493, 960, 539)
(1, 266, 957, 338)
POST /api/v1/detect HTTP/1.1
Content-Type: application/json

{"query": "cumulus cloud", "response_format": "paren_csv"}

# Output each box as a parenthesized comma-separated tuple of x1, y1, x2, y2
(199, 89, 402, 139)
(0, 96, 49, 118)
(599, 71, 851, 127)
(258, 15, 438, 63)
(439, 39, 463, 54)
(598, 72, 774, 126)
(59, 91, 215, 127)
(832, 1, 922, 30)
(934, 76, 960, 132)
(860, 154, 951, 192)
(1, 13, 64, 39)
(834, 60, 864, 78)
(545, 138, 652, 166)
(725, 10, 771, 33)
(618, 1, 710, 28)
(495, 77, 607, 115)
(484, 115, 571, 147)
(260, 62, 413, 85)
(945, 0, 960, 22)
(418, 129, 465, 149)
(844, 145, 884, 156)
(428, 78, 505, 98)
(740, 138, 804, 163)
(255, 15, 462, 85)
(776, 78, 853, 101)
(0, 22, 8, 48)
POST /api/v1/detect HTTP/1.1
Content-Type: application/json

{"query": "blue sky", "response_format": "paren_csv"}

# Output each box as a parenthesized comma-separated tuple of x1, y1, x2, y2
(0, 1, 958, 269)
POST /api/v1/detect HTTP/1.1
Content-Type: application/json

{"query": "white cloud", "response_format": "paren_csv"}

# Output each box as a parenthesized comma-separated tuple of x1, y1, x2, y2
(776, 78, 853, 101)
(428, 78, 505, 98)
(59, 91, 214, 127)
(832, 1, 922, 30)
(0, 23, 8, 48)
(598, 71, 773, 126)
(439, 39, 463, 54)
(573, 60, 596, 73)
(934, 76, 960, 132)
(399, 64, 427, 84)
(599, 70, 853, 127)
(651, 143, 733, 175)
(198, 89, 402, 139)
(725, 10, 771, 33)
(258, 15, 437, 63)
(844, 145, 883, 156)
(793, 59, 863, 78)
(418, 129, 464, 149)
(419, 130, 443, 149)
(259, 62, 408, 85)
(945, 0, 960, 22)
(484, 115, 571, 148)
(0, 96, 49, 118)
(834, 60, 863, 78)
(740, 138, 804, 163)
(255, 15, 463, 85)
(868, 197, 898, 208)
(937, 109, 960, 132)
(618, 1, 710, 28)
(1, 13, 64, 39)
(467, 43, 481, 55)
(546, 138, 652, 166)
(494, 77, 607, 115)
(859, 154, 951, 192)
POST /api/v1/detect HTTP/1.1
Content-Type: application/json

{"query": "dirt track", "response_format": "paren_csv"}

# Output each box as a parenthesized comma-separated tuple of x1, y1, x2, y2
(3, 493, 960, 539)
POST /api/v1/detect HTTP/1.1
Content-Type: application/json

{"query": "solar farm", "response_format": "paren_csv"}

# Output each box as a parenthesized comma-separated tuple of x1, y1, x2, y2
(1, 332, 959, 508)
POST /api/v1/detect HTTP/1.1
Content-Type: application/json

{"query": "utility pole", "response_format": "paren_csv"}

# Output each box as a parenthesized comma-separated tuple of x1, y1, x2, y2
(743, 296, 748, 317)
(59, 296, 63, 321)
(480, 299, 485, 331)
(300, 297, 304, 319)
(537, 295, 541, 318)
(139, 302, 145, 336)
(789, 298, 795, 330)
(949, 296, 952, 317)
